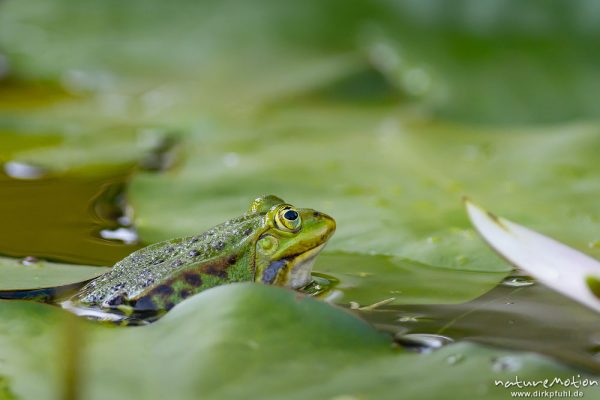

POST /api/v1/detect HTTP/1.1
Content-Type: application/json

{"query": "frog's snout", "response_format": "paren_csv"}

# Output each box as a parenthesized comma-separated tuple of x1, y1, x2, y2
(312, 210, 336, 242)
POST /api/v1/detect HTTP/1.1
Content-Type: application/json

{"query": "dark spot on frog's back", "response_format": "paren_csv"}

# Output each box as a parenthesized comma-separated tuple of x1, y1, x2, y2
(200, 255, 234, 278)
(313, 211, 321, 217)
(184, 273, 203, 287)
(152, 284, 174, 297)
(179, 288, 192, 299)
(202, 264, 228, 278)
(132, 296, 156, 311)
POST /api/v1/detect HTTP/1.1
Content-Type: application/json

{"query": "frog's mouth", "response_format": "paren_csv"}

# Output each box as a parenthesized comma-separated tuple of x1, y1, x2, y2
(285, 243, 326, 289)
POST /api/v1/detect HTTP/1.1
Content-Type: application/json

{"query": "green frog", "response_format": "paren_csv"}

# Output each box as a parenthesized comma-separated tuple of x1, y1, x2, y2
(61, 195, 336, 323)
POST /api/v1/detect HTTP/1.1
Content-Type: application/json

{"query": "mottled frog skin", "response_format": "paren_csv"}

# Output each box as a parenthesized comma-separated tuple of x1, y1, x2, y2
(62, 195, 335, 322)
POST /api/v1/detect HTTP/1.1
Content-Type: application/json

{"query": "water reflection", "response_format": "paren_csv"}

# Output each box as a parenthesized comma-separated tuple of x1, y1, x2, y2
(356, 270, 600, 372)
(0, 168, 142, 266)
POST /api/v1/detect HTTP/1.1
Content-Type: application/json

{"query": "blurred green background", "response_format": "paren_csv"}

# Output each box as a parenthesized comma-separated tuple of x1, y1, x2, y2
(1, 1, 600, 399)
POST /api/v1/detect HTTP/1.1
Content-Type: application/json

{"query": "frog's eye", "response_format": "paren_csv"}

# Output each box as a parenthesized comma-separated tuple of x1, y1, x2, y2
(275, 207, 302, 232)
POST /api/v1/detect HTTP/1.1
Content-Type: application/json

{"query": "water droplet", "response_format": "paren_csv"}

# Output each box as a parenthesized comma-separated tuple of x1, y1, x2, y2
(589, 240, 600, 249)
(223, 152, 239, 168)
(246, 340, 260, 350)
(20, 256, 40, 266)
(501, 275, 535, 287)
(427, 236, 440, 244)
(403, 67, 431, 96)
(398, 315, 419, 322)
(446, 354, 464, 365)
(588, 333, 600, 346)
(4, 161, 47, 180)
(491, 356, 521, 372)
(140, 86, 177, 115)
(455, 255, 469, 266)
(368, 41, 401, 71)
(100, 227, 139, 244)
(117, 215, 131, 226)
(395, 333, 453, 352)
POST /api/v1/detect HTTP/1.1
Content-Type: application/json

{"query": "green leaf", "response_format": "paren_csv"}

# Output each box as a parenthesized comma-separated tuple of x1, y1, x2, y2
(315, 253, 505, 306)
(129, 110, 600, 273)
(3, 0, 600, 123)
(0, 256, 108, 290)
(0, 284, 593, 400)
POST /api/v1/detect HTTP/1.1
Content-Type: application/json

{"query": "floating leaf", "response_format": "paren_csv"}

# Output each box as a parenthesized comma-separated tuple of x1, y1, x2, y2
(0, 256, 107, 290)
(0, 284, 594, 400)
(315, 253, 505, 306)
(130, 115, 599, 273)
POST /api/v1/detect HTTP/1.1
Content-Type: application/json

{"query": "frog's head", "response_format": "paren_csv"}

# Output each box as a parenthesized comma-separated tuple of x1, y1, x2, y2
(251, 195, 336, 289)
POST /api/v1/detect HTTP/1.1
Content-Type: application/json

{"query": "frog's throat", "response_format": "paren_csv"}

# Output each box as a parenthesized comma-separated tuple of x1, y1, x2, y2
(260, 243, 326, 289)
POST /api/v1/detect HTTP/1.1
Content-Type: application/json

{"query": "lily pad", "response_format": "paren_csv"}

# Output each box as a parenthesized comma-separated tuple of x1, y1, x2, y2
(3, 1, 600, 124)
(0, 0, 597, 278)
(129, 113, 600, 273)
(0, 256, 108, 290)
(315, 252, 506, 307)
(0, 284, 594, 400)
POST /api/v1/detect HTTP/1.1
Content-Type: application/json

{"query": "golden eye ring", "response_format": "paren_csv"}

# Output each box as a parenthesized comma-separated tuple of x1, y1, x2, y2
(275, 206, 302, 232)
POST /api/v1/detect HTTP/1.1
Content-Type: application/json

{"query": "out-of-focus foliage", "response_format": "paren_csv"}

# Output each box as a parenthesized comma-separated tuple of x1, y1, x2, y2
(129, 113, 600, 272)
(2, 0, 600, 123)
(0, 1, 600, 398)
(0, 0, 598, 273)
(0, 284, 593, 400)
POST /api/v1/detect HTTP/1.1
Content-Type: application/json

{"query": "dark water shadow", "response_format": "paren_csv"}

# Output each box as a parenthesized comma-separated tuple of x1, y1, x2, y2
(357, 273, 600, 373)
(0, 169, 142, 266)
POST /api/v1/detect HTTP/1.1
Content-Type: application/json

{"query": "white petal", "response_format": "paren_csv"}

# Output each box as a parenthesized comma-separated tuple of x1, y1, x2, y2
(465, 199, 600, 313)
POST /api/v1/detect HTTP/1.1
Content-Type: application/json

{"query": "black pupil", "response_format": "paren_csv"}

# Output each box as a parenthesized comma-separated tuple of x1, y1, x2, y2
(284, 210, 298, 221)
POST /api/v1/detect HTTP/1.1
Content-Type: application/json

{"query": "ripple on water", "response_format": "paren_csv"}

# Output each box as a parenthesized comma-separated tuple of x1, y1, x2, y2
(0, 167, 141, 265)
(394, 333, 454, 353)
(501, 275, 535, 287)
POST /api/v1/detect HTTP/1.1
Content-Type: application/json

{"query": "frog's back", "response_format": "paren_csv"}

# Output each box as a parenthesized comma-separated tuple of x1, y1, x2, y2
(74, 213, 264, 311)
